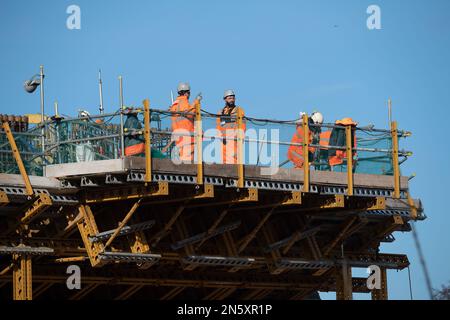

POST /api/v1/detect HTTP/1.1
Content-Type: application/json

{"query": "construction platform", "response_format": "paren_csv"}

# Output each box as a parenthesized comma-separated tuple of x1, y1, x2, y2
(0, 102, 424, 300)
(0, 157, 423, 300)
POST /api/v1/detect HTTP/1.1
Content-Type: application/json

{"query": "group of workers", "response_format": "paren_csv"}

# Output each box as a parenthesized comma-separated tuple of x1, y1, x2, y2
(124, 82, 358, 171)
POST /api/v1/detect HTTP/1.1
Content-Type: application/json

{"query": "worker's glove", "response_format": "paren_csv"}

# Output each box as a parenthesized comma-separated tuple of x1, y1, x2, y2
(195, 92, 203, 102)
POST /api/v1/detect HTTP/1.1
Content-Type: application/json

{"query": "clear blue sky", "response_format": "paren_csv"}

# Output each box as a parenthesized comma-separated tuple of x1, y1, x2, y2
(1, 0, 449, 300)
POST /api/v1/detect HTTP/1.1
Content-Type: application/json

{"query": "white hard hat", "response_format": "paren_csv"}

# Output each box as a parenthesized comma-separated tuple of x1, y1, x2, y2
(223, 89, 235, 99)
(295, 112, 307, 124)
(177, 82, 190, 92)
(311, 112, 324, 124)
(78, 110, 90, 118)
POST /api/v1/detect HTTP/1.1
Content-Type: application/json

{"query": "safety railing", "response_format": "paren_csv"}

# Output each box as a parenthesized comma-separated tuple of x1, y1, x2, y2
(0, 100, 412, 198)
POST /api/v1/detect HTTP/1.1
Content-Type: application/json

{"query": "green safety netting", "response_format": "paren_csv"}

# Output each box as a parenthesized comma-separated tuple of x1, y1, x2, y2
(0, 108, 406, 177)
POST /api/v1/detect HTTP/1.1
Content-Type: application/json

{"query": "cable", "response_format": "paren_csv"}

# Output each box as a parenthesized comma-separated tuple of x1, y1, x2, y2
(411, 222, 434, 300)
(407, 265, 414, 300)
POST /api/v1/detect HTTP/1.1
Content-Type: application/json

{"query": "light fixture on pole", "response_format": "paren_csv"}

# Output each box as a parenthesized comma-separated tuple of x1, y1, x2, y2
(24, 65, 45, 153)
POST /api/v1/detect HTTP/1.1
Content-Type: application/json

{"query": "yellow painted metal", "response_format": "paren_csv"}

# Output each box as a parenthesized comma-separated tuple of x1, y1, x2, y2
(195, 100, 203, 185)
(345, 125, 354, 196)
(21, 193, 53, 224)
(128, 230, 153, 269)
(76, 205, 105, 267)
(391, 121, 401, 198)
(0, 263, 14, 276)
(194, 184, 214, 198)
(104, 199, 142, 248)
(84, 181, 169, 203)
(143, 99, 152, 183)
(280, 191, 302, 205)
(406, 192, 418, 220)
(24, 114, 49, 124)
(2, 122, 33, 196)
(0, 190, 9, 207)
(236, 108, 244, 188)
(12, 254, 32, 300)
(302, 114, 310, 192)
(54, 256, 88, 263)
(367, 197, 386, 210)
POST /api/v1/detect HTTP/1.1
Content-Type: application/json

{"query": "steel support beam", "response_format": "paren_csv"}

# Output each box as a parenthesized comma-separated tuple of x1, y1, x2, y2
(12, 254, 32, 300)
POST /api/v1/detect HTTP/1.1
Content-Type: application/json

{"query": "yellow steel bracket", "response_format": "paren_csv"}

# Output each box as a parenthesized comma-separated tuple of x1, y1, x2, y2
(2, 122, 33, 196)
(237, 188, 258, 203)
(194, 100, 203, 185)
(0, 190, 9, 207)
(391, 121, 401, 198)
(345, 125, 354, 196)
(280, 191, 302, 205)
(21, 193, 53, 224)
(128, 230, 153, 270)
(143, 99, 152, 183)
(303, 194, 345, 210)
(366, 196, 386, 210)
(236, 108, 245, 189)
(302, 114, 310, 192)
(76, 205, 105, 267)
(84, 181, 169, 204)
(192, 183, 214, 199)
(406, 192, 418, 220)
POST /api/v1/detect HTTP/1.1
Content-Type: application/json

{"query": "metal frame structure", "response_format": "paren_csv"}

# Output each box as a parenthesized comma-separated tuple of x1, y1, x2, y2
(0, 107, 423, 300)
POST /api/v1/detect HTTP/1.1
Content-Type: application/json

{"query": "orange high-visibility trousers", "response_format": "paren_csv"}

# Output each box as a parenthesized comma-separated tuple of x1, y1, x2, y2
(170, 96, 197, 162)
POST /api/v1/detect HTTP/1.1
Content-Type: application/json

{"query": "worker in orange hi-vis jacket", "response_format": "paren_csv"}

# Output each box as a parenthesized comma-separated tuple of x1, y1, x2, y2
(287, 112, 324, 169)
(216, 90, 246, 164)
(168, 82, 202, 163)
(328, 117, 358, 172)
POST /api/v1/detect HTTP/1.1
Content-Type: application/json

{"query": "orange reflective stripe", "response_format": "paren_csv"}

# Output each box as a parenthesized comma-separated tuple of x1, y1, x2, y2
(125, 143, 145, 156)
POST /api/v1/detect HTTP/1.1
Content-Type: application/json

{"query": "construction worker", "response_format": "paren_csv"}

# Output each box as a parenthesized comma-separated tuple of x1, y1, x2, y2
(317, 129, 332, 171)
(123, 108, 145, 156)
(328, 118, 358, 172)
(216, 90, 246, 164)
(169, 82, 202, 163)
(287, 112, 323, 169)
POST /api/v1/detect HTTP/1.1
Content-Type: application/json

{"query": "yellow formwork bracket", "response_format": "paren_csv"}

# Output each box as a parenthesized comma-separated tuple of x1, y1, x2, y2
(0, 191, 9, 207)
(21, 193, 53, 224)
(281, 191, 302, 205)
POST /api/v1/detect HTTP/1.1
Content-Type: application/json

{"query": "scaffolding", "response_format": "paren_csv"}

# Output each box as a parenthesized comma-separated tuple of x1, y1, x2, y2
(0, 99, 423, 300)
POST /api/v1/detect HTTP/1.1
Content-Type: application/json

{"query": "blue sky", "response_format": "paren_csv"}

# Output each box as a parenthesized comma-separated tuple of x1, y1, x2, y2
(1, 0, 449, 299)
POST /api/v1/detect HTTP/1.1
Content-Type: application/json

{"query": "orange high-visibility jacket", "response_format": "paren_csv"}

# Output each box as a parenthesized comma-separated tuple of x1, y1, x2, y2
(216, 106, 246, 164)
(169, 96, 197, 161)
(328, 125, 357, 167)
(287, 125, 315, 169)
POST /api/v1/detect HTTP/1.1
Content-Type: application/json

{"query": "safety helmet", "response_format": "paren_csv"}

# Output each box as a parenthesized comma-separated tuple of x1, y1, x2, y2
(311, 112, 324, 124)
(177, 82, 190, 93)
(78, 110, 90, 118)
(336, 117, 357, 126)
(223, 89, 235, 99)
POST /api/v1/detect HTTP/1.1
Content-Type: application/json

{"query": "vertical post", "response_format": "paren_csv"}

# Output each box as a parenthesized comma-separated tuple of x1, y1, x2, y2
(302, 114, 310, 192)
(391, 121, 400, 198)
(237, 108, 244, 189)
(119, 76, 125, 157)
(335, 265, 353, 300)
(2, 122, 33, 196)
(39, 65, 45, 155)
(195, 101, 203, 185)
(143, 99, 152, 183)
(345, 125, 354, 196)
(13, 254, 32, 300)
(371, 267, 388, 300)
